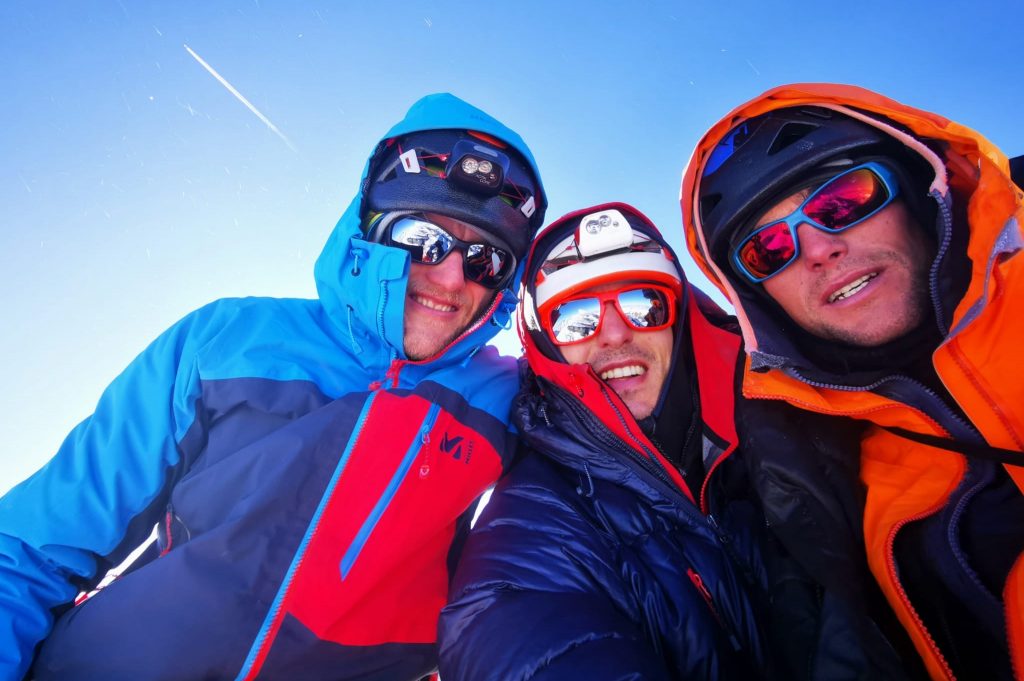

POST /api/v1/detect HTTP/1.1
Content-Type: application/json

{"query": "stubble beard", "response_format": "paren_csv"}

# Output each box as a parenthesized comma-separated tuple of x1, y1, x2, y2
(403, 289, 497, 361)
(809, 250, 932, 347)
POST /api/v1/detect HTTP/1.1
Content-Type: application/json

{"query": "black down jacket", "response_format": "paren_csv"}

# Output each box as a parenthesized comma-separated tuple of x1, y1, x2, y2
(438, 364, 768, 680)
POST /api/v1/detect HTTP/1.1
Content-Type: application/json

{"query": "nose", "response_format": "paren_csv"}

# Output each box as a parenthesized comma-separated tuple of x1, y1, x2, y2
(596, 301, 633, 347)
(797, 223, 848, 271)
(422, 249, 466, 290)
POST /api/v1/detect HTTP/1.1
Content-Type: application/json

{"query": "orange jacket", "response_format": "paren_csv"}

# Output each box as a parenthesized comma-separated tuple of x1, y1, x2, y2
(680, 83, 1024, 681)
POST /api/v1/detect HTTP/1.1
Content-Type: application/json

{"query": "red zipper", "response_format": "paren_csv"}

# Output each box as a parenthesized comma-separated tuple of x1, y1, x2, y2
(687, 567, 723, 627)
(885, 510, 957, 681)
(742, 393, 964, 677)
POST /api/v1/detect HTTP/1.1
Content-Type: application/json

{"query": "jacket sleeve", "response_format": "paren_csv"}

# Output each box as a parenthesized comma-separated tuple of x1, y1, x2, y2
(438, 468, 672, 681)
(0, 302, 227, 681)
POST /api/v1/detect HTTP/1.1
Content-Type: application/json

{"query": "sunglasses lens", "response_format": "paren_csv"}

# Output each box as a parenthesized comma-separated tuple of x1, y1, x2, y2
(617, 288, 671, 329)
(550, 297, 601, 344)
(804, 167, 890, 229)
(549, 287, 675, 345)
(737, 221, 796, 280)
(389, 217, 454, 264)
(388, 216, 514, 289)
(463, 243, 513, 288)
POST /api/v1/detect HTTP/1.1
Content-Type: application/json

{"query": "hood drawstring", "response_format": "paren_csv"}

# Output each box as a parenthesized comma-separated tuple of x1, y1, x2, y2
(350, 247, 365, 277)
(490, 304, 514, 330)
(343, 245, 369, 355)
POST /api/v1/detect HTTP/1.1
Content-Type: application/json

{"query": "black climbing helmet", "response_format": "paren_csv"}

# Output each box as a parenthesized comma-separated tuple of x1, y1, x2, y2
(697, 106, 895, 266)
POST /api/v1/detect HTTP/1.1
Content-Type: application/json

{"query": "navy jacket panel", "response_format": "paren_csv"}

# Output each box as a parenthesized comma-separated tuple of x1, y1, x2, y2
(441, 448, 758, 681)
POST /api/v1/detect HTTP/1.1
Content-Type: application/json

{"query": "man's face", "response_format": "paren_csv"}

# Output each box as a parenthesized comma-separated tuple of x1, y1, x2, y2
(559, 281, 674, 420)
(403, 213, 496, 360)
(756, 191, 933, 347)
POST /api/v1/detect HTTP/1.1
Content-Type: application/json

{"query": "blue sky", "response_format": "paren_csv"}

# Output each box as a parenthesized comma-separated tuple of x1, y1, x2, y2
(2, 0, 1021, 493)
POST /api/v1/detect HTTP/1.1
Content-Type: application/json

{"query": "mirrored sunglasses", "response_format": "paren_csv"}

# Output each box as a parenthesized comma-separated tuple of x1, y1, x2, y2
(546, 285, 677, 346)
(732, 161, 900, 282)
(387, 215, 516, 290)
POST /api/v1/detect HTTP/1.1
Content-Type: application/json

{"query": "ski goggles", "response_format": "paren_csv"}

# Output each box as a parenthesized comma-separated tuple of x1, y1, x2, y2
(731, 161, 900, 282)
(545, 285, 677, 346)
(386, 214, 516, 289)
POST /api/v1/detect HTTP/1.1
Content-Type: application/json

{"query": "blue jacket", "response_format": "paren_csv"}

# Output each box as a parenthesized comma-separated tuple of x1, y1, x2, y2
(0, 93, 544, 681)
(438, 206, 767, 680)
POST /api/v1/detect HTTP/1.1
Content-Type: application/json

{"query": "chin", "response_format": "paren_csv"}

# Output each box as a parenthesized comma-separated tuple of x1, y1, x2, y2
(627, 403, 655, 421)
(823, 317, 923, 347)
(404, 339, 443, 361)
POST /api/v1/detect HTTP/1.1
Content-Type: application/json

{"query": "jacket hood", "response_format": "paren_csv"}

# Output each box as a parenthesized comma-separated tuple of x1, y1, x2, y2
(680, 83, 1024, 383)
(518, 202, 687, 415)
(518, 202, 742, 505)
(313, 93, 546, 370)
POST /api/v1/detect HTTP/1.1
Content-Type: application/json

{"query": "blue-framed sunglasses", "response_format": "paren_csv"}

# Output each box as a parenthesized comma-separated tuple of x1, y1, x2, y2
(731, 161, 900, 282)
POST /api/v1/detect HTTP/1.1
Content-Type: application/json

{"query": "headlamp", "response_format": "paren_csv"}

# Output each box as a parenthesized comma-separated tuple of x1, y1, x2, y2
(576, 209, 634, 257)
(446, 139, 510, 196)
(534, 207, 683, 312)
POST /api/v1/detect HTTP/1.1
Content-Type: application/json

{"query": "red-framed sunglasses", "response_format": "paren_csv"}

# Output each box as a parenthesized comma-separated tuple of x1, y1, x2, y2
(545, 285, 677, 346)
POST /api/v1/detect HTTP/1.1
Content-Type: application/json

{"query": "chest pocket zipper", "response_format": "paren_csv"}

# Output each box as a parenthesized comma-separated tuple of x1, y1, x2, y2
(338, 403, 441, 579)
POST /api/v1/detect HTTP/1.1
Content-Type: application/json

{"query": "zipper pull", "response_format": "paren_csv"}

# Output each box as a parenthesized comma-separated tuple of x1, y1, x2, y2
(568, 370, 584, 397)
(687, 567, 741, 651)
(386, 360, 405, 389)
(707, 514, 730, 544)
(419, 416, 434, 478)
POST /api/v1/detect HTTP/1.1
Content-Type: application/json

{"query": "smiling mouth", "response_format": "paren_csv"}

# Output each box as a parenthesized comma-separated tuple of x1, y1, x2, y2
(828, 273, 878, 303)
(599, 365, 646, 381)
(412, 293, 457, 312)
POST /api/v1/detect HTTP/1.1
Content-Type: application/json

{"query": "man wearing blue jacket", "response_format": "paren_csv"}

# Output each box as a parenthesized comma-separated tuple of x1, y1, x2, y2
(0, 94, 545, 681)
(439, 204, 767, 680)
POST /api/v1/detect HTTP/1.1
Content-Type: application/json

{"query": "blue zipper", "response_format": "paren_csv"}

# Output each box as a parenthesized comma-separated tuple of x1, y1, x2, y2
(376, 278, 391, 345)
(339, 402, 441, 579)
(234, 392, 379, 681)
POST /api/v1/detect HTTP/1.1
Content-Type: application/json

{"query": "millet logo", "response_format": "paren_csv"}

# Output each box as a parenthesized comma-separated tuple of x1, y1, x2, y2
(440, 432, 473, 464)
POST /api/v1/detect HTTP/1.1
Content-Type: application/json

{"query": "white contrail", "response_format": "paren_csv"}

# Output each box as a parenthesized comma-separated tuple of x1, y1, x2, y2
(183, 44, 296, 152)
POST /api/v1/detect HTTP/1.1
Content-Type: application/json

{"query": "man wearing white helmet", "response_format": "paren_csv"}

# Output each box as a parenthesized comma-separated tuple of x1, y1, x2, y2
(438, 203, 768, 680)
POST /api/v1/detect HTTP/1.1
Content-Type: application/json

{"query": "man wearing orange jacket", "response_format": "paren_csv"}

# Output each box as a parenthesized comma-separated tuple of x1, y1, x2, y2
(681, 84, 1024, 680)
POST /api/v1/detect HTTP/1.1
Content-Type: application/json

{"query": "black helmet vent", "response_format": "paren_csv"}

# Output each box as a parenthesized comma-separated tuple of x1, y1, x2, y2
(699, 193, 723, 225)
(768, 122, 819, 155)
